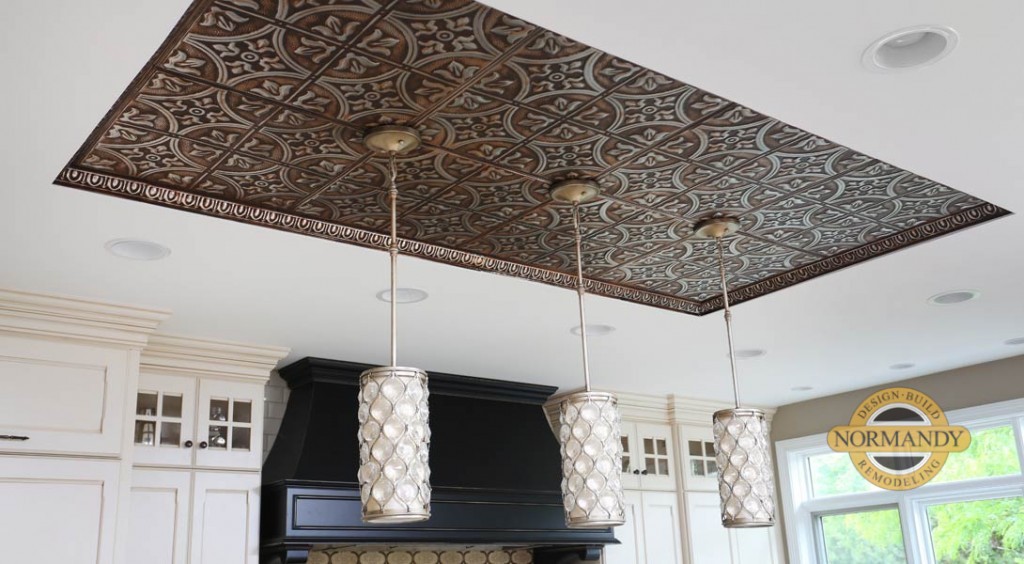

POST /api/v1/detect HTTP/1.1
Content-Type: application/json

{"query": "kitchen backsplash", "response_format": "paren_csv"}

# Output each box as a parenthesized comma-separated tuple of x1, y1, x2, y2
(306, 547, 533, 564)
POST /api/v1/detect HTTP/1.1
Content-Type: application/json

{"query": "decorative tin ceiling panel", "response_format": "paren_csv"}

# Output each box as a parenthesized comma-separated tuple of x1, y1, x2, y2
(58, 0, 1009, 315)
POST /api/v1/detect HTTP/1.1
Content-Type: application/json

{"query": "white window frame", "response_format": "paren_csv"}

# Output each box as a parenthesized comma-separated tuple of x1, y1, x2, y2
(777, 397, 1024, 564)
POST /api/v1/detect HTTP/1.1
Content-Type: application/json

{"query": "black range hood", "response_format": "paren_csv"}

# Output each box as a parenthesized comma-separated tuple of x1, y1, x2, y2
(261, 358, 614, 563)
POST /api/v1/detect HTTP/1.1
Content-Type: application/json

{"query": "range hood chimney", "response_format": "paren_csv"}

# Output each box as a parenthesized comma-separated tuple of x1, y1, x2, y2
(261, 358, 615, 563)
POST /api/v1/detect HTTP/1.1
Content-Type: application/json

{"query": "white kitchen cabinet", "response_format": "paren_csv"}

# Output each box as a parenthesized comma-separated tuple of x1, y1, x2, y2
(678, 426, 719, 492)
(190, 471, 261, 564)
(605, 490, 684, 564)
(133, 371, 263, 470)
(0, 334, 131, 456)
(0, 455, 121, 564)
(683, 491, 781, 564)
(126, 469, 192, 564)
(620, 422, 676, 491)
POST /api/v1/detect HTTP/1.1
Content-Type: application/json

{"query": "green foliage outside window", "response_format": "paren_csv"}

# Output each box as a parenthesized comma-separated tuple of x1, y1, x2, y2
(813, 425, 1024, 563)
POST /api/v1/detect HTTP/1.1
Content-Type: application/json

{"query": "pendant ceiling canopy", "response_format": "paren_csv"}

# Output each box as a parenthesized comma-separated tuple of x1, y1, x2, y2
(57, 0, 1008, 315)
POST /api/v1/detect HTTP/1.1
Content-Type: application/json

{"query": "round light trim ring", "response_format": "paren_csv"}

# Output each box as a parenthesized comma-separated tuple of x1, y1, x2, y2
(570, 324, 616, 337)
(791, 386, 814, 392)
(927, 289, 980, 306)
(862, 25, 958, 71)
(376, 288, 429, 304)
(1005, 337, 1024, 346)
(890, 362, 916, 370)
(104, 239, 171, 261)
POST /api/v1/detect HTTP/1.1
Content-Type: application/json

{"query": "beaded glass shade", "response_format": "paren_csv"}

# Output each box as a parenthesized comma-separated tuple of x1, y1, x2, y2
(558, 390, 626, 528)
(357, 366, 431, 523)
(713, 407, 775, 527)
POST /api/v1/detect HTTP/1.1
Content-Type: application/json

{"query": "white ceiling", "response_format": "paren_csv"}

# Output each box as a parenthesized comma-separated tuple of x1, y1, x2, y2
(2, 0, 1023, 407)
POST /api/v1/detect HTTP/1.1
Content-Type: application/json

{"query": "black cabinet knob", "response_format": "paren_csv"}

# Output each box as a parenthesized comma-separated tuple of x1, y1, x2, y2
(184, 440, 193, 448)
(641, 470, 649, 475)
(632, 469, 641, 475)
(199, 441, 208, 449)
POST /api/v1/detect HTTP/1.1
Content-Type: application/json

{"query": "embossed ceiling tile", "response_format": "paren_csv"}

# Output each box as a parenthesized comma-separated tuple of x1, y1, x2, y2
(745, 196, 850, 243)
(674, 176, 788, 217)
(674, 268, 726, 302)
(95, 123, 169, 147)
(427, 183, 538, 221)
(218, 0, 384, 22)
(548, 242, 644, 278)
(592, 209, 687, 252)
(658, 106, 807, 172)
(499, 40, 641, 107)
(165, 22, 317, 90)
(284, 4, 381, 46)
(497, 135, 640, 180)
(732, 135, 869, 193)
(198, 162, 316, 208)
(801, 169, 910, 214)
(603, 78, 730, 147)
(604, 161, 716, 212)
(461, 222, 572, 270)
(732, 242, 821, 282)
(119, 78, 242, 135)
(651, 234, 765, 271)
(373, 1, 534, 67)
(783, 216, 899, 255)
(257, 118, 363, 174)
(401, 203, 505, 248)
(190, 3, 280, 37)
(302, 181, 424, 230)
(526, 117, 595, 145)
(429, 94, 531, 147)
(312, 68, 436, 124)
(91, 134, 218, 176)
(858, 183, 988, 229)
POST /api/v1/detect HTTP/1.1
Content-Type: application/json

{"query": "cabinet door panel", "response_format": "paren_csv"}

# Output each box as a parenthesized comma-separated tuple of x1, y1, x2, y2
(134, 372, 197, 466)
(635, 423, 676, 490)
(733, 527, 779, 564)
(685, 491, 733, 564)
(0, 456, 120, 563)
(126, 469, 191, 564)
(191, 471, 260, 564)
(195, 379, 263, 470)
(604, 490, 645, 564)
(0, 335, 128, 456)
(641, 491, 683, 564)
(679, 425, 719, 492)
(620, 422, 641, 489)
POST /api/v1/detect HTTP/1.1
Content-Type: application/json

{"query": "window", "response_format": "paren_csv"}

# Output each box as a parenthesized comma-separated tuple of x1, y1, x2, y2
(777, 398, 1024, 563)
(820, 507, 906, 564)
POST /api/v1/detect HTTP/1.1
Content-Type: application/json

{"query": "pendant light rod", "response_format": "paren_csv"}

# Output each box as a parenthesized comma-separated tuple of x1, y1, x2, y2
(387, 152, 399, 367)
(570, 202, 592, 392)
(715, 235, 741, 409)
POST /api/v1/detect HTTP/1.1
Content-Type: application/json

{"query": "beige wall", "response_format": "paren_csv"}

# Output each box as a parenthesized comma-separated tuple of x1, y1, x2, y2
(771, 353, 1024, 561)
(772, 353, 1024, 441)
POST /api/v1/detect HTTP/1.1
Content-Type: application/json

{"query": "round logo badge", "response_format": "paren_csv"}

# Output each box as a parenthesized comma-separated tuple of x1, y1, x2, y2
(828, 387, 971, 490)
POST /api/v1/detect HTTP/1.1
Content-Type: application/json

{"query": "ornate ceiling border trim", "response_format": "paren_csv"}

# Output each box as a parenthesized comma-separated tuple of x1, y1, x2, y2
(56, 166, 706, 315)
(56, 168, 1008, 316)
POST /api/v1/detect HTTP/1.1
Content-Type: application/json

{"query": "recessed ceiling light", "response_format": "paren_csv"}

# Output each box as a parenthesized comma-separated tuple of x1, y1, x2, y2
(863, 25, 958, 71)
(1005, 337, 1024, 346)
(734, 348, 767, 360)
(927, 289, 980, 305)
(890, 363, 916, 370)
(376, 288, 429, 304)
(791, 386, 813, 392)
(569, 324, 616, 337)
(104, 238, 170, 261)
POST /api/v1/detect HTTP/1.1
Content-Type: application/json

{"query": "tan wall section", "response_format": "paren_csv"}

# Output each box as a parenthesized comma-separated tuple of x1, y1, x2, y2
(772, 353, 1024, 441)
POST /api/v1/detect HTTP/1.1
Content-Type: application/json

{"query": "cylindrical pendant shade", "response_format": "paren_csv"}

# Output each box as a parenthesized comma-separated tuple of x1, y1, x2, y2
(713, 407, 775, 528)
(558, 391, 626, 529)
(357, 366, 431, 523)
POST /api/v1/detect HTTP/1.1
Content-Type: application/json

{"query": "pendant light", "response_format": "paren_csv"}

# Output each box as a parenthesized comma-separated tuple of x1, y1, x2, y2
(695, 217, 775, 528)
(551, 179, 626, 529)
(357, 126, 431, 523)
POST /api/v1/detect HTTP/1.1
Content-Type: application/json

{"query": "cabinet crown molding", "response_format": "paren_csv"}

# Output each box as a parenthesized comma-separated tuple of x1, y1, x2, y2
(142, 333, 289, 381)
(0, 287, 170, 347)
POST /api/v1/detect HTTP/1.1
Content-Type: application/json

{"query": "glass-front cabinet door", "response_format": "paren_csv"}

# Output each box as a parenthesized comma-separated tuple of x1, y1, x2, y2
(195, 379, 263, 470)
(635, 423, 676, 490)
(620, 422, 641, 489)
(134, 372, 196, 466)
(679, 425, 719, 491)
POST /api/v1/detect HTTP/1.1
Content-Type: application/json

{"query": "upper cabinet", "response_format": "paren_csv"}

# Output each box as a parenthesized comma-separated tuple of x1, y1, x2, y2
(134, 338, 279, 471)
(0, 289, 169, 457)
(620, 421, 676, 491)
